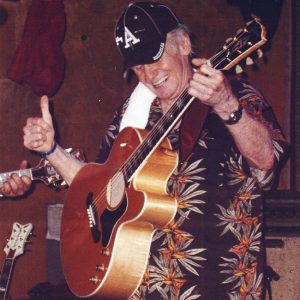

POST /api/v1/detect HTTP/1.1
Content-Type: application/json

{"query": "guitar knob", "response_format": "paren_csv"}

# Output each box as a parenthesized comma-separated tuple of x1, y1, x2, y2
(100, 248, 110, 256)
(89, 276, 101, 285)
(225, 37, 233, 45)
(96, 264, 105, 272)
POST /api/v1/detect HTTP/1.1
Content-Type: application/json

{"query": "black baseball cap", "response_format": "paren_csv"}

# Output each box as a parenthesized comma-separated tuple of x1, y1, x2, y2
(115, 2, 180, 71)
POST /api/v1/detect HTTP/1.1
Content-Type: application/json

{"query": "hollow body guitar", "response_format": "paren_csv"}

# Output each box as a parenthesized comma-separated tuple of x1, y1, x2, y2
(61, 128, 177, 299)
(60, 18, 267, 299)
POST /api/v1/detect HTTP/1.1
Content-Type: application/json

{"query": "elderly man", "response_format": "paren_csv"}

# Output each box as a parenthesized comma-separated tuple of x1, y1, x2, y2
(7, 2, 288, 299)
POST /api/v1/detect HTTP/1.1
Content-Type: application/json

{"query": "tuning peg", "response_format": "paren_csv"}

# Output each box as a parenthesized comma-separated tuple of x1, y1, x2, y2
(257, 49, 263, 58)
(235, 64, 243, 74)
(225, 37, 233, 44)
(246, 57, 254, 65)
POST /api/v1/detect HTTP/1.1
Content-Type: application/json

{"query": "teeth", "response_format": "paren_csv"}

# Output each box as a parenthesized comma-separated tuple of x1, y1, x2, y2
(153, 76, 168, 87)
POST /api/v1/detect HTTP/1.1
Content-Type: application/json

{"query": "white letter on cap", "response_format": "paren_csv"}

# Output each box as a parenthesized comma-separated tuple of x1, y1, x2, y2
(124, 26, 140, 49)
(115, 36, 123, 46)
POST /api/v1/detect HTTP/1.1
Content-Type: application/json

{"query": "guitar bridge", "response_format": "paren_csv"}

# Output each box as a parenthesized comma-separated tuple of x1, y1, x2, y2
(86, 192, 101, 243)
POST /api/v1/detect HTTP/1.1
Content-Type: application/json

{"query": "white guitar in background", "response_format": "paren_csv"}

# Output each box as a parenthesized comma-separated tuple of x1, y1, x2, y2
(0, 223, 33, 300)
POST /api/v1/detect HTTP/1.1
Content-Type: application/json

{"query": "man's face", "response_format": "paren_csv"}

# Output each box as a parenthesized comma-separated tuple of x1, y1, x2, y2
(132, 33, 192, 103)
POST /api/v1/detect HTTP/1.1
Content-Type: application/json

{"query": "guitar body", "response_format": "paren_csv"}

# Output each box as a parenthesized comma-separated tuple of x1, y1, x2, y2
(60, 127, 178, 299)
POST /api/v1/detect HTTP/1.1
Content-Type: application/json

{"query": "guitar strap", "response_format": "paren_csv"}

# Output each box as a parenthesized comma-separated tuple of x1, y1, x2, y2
(179, 99, 210, 165)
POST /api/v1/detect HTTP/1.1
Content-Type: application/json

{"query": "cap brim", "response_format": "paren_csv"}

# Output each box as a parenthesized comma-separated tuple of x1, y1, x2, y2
(122, 35, 166, 72)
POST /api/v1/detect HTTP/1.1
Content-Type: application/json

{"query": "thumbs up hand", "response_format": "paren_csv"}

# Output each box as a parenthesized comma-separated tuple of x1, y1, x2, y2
(23, 95, 55, 153)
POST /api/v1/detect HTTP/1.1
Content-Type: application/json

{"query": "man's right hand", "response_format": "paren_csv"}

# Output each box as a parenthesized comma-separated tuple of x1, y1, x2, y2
(23, 95, 55, 153)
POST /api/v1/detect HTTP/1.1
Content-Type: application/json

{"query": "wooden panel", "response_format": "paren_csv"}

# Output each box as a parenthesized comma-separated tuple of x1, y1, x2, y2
(291, 0, 300, 190)
(266, 237, 300, 300)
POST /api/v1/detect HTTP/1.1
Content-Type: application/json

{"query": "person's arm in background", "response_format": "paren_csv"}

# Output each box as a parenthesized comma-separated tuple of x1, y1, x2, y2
(0, 160, 31, 197)
(23, 96, 86, 185)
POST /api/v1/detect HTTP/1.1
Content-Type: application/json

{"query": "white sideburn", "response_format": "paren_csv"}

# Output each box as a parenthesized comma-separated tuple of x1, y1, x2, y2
(119, 82, 156, 132)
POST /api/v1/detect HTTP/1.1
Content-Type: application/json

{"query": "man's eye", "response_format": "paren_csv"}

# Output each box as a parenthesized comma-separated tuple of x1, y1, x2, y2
(133, 65, 143, 71)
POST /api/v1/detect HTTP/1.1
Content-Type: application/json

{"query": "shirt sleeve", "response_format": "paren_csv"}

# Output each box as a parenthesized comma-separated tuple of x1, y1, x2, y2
(231, 79, 290, 190)
(96, 98, 130, 164)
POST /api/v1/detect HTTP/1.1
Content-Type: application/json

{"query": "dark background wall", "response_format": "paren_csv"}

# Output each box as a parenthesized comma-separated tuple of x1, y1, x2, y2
(0, 0, 292, 299)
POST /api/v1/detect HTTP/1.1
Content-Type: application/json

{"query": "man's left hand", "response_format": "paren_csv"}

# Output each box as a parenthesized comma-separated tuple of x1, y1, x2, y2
(0, 160, 32, 198)
(188, 58, 240, 120)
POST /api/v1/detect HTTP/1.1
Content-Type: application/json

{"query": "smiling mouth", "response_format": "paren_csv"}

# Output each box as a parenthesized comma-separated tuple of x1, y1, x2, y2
(153, 75, 168, 88)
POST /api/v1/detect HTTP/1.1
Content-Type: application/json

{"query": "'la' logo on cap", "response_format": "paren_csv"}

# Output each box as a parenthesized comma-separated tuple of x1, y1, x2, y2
(116, 27, 140, 49)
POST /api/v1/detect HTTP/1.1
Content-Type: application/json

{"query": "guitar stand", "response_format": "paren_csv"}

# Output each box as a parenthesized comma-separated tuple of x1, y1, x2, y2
(27, 281, 77, 300)
(264, 238, 284, 300)
(265, 265, 280, 300)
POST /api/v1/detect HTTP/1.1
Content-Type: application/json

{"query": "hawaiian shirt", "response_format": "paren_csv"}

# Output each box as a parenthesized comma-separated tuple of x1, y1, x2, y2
(96, 79, 288, 300)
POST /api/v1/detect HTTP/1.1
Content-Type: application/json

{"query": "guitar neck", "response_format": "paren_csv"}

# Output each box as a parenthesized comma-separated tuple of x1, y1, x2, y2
(0, 258, 14, 300)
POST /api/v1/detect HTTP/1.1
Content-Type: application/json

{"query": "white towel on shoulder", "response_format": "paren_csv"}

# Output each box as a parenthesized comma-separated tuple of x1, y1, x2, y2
(119, 82, 156, 132)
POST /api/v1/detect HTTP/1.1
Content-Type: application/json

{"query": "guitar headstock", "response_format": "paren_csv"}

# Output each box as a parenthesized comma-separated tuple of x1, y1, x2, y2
(208, 18, 267, 72)
(4, 222, 33, 259)
(32, 148, 86, 189)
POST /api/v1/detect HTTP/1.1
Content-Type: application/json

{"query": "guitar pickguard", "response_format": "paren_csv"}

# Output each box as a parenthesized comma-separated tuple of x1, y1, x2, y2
(85, 191, 128, 246)
(100, 195, 128, 247)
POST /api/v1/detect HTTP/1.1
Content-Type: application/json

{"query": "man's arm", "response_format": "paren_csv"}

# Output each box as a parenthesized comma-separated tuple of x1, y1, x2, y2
(188, 58, 274, 170)
(23, 96, 86, 185)
(220, 104, 274, 170)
